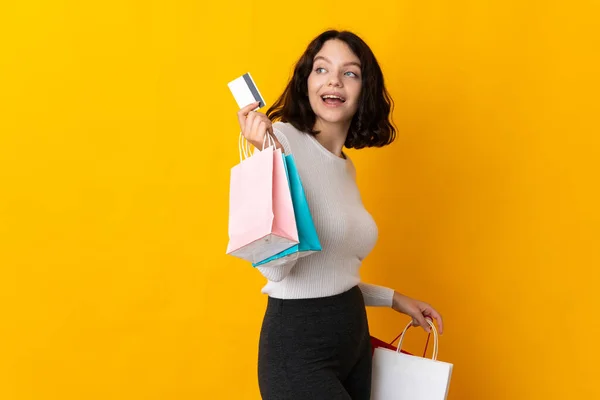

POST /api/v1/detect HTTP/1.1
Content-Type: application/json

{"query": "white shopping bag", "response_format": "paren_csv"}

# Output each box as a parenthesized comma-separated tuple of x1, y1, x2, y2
(371, 319, 453, 400)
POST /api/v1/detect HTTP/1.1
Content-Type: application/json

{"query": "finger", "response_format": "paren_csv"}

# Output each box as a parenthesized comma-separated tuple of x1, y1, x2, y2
(423, 308, 442, 335)
(251, 115, 263, 143)
(258, 121, 271, 140)
(264, 120, 274, 138)
(261, 117, 273, 136)
(244, 111, 257, 138)
(429, 309, 443, 335)
(414, 314, 430, 333)
(238, 101, 261, 117)
(237, 102, 259, 130)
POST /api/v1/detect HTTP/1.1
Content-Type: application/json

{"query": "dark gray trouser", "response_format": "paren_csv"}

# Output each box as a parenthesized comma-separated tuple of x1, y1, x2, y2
(258, 286, 372, 400)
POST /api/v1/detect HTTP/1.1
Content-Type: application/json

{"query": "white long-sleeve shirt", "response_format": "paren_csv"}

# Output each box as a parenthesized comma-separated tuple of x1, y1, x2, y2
(256, 121, 394, 307)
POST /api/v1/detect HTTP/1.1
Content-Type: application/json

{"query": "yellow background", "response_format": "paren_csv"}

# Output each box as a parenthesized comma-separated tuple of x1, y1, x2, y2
(1, 1, 599, 399)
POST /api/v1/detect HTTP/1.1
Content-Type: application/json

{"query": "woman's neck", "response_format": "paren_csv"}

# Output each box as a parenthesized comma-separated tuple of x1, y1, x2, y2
(313, 119, 350, 158)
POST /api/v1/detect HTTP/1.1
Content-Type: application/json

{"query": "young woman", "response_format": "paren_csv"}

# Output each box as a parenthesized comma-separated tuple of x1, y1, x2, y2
(236, 30, 444, 400)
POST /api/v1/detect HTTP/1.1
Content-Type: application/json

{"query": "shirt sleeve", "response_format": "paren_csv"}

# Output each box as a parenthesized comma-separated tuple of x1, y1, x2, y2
(358, 282, 395, 307)
(272, 124, 292, 154)
(255, 258, 298, 282)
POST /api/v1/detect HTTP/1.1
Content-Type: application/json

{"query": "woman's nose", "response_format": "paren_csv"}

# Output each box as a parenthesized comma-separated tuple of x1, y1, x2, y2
(328, 77, 342, 87)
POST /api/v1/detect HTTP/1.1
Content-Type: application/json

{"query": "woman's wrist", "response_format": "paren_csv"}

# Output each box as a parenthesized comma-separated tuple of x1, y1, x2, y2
(392, 291, 404, 312)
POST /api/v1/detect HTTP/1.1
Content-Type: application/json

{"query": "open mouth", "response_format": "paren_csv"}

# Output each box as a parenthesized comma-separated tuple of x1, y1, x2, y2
(321, 94, 346, 105)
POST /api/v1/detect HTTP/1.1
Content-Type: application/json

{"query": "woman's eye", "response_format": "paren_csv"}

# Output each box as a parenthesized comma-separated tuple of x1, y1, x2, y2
(316, 67, 326, 73)
(345, 71, 359, 78)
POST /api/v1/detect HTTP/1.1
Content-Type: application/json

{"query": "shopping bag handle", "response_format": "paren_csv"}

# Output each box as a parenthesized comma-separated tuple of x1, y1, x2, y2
(395, 318, 439, 360)
(389, 329, 431, 358)
(238, 132, 251, 162)
(238, 132, 275, 163)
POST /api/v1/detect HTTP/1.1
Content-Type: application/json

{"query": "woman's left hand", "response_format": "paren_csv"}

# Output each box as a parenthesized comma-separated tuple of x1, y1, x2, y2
(392, 291, 444, 335)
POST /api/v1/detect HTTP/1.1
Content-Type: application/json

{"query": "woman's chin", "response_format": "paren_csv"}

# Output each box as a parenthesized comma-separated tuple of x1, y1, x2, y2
(314, 109, 354, 125)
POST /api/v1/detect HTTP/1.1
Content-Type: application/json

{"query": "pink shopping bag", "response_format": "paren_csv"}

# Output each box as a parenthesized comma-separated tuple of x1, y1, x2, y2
(226, 134, 299, 263)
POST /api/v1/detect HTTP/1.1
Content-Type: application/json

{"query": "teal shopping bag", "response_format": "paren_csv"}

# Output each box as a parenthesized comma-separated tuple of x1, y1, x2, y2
(253, 154, 321, 267)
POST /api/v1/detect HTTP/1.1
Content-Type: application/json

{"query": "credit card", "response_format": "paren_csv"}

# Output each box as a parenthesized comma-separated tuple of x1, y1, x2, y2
(227, 72, 266, 110)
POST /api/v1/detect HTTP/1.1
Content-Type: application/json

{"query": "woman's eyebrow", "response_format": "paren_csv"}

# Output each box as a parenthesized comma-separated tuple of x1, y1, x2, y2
(314, 56, 361, 68)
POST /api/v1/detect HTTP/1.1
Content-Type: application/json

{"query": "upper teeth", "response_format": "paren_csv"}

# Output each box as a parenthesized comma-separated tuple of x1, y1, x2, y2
(322, 95, 344, 101)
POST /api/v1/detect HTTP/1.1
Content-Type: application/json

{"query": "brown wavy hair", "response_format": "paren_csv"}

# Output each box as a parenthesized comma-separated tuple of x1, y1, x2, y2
(266, 30, 396, 149)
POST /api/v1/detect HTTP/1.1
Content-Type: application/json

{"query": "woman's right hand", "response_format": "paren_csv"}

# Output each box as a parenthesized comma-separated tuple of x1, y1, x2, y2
(237, 101, 274, 150)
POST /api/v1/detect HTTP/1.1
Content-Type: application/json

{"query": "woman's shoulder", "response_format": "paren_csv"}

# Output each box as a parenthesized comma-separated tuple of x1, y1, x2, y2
(272, 122, 310, 154)
(273, 121, 305, 139)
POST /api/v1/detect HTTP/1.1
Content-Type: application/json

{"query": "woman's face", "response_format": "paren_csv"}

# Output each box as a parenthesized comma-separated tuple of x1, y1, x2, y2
(307, 39, 362, 127)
